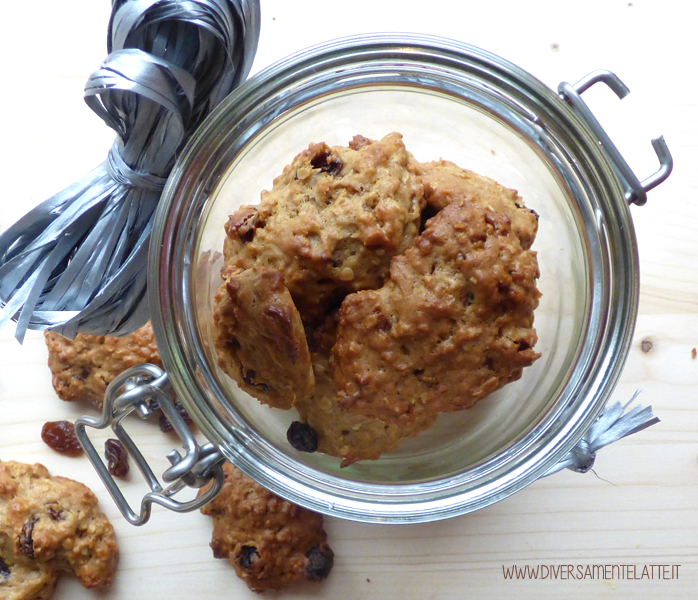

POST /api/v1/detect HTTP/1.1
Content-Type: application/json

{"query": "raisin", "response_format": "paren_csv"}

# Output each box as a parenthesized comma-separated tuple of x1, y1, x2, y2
(238, 366, 271, 393)
(241, 369, 256, 386)
(238, 545, 260, 569)
(225, 206, 258, 242)
(310, 151, 342, 175)
(376, 314, 392, 333)
(41, 420, 83, 456)
(158, 400, 194, 433)
(105, 438, 129, 477)
(306, 544, 334, 581)
(18, 516, 38, 557)
(287, 421, 318, 453)
(46, 503, 63, 521)
(0, 557, 10, 582)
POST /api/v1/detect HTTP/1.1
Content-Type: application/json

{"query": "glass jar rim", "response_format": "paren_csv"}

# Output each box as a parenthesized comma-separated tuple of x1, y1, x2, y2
(149, 33, 638, 523)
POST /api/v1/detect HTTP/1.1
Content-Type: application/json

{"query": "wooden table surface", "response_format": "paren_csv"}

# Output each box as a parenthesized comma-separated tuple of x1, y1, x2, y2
(1, 1, 696, 598)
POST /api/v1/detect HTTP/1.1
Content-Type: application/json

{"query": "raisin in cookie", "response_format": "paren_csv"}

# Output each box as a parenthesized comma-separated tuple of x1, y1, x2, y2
(0, 532, 57, 600)
(199, 462, 333, 592)
(0, 460, 118, 596)
(222, 132, 425, 324)
(333, 198, 541, 426)
(213, 266, 314, 409)
(44, 321, 161, 409)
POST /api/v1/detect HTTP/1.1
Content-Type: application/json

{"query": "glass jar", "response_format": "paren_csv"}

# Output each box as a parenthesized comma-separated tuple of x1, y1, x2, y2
(89, 34, 672, 524)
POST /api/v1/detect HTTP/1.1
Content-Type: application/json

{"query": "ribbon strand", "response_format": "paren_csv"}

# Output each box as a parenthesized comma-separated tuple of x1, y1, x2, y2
(0, 0, 260, 342)
(545, 390, 660, 476)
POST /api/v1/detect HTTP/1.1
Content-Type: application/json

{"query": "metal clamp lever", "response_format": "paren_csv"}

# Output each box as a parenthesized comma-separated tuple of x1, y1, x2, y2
(558, 70, 673, 205)
(75, 364, 225, 525)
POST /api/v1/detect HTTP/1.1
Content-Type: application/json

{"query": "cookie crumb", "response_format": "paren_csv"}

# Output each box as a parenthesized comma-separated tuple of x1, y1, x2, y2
(692, 347, 696, 359)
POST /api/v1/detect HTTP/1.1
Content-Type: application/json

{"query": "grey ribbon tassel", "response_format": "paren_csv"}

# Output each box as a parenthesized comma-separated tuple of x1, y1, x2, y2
(545, 391, 660, 476)
(0, 0, 260, 342)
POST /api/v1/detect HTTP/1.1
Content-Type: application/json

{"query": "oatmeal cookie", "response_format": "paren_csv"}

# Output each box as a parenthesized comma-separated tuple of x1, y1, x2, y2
(292, 312, 436, 467)
(419, 159, 539, 250)
(222, 132, 425, 323)
(212, 266, 314, 410)
(44, 321, 161, 409)
(295, 350, 436, 467)
(0, 460, 118, 595)
(333, 198, 541, 426)
(199, 462, 333, 592)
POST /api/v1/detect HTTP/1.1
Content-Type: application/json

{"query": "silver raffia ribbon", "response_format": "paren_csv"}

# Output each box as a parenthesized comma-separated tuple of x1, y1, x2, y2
(545, 391, 660, 476)
(0, 0, 260, 342)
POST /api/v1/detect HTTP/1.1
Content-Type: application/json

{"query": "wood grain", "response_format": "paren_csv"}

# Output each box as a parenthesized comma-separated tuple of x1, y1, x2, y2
(0, 1, 696, 598)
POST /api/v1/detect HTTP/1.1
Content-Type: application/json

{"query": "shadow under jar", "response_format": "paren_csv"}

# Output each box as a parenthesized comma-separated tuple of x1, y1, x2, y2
(138, 34, 665, 523)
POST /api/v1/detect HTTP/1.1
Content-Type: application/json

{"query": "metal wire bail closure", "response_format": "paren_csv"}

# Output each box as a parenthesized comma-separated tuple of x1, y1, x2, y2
(75, 366, 658, 525)
(558, 70, 673, 206)
(75, 364, 225, 526)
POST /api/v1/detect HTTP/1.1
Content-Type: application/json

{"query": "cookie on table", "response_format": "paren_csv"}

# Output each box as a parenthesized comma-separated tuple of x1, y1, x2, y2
(0, 460, 118, 598)
(213, 266, 314, 410)
(222, 132, 425, 324)
(199, 462, 333, 592)
(333, 198, 541, 427)
(44, 321, 162, 409)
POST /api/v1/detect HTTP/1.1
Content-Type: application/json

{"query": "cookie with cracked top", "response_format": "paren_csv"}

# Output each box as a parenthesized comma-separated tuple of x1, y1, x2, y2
(419, 158, 539, 250)
(221, 132, 425, 324)
(333, 198, 541, 427)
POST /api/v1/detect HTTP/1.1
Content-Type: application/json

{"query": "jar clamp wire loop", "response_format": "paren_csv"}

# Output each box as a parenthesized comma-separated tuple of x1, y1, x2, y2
(558, 70, 673, 206)
(75, 364, 226, 526)
(75, 368, 659, 525)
